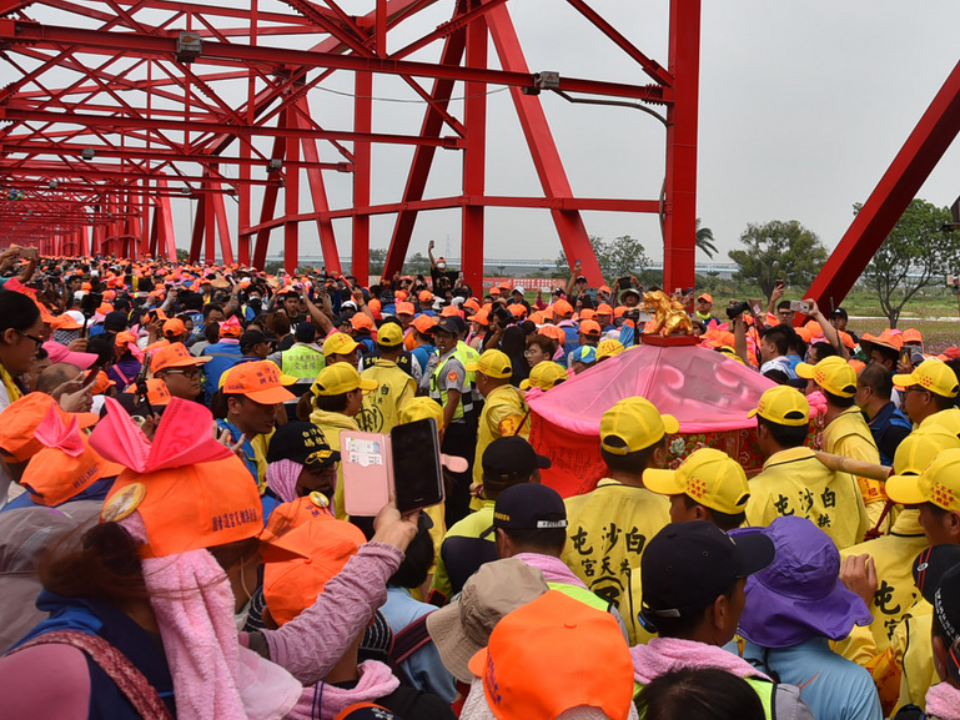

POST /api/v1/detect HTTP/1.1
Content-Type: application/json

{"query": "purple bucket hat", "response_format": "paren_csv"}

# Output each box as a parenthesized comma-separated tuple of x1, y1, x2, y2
(737, 516, 873, 648)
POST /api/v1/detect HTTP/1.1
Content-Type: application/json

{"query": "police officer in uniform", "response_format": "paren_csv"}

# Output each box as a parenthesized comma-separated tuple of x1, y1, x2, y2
(423, 315, 477, 524)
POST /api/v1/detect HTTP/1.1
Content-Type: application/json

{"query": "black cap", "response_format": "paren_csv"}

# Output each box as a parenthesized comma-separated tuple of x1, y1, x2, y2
(104, 310, 128, 332)
(640, 522, 774, 630)
(295, 321, 317, 344)
(434, 316, 465, 336)
(266, 422, 340, 468)
(832, 307, 848, 320)
(914, 544, 960, 606)
(481, 436, 551, 483)
(494, 483, 567, 530)
(239, 329, 266, 351)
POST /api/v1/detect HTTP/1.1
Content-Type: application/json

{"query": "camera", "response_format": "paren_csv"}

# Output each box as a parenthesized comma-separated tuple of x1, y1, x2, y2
(491, 304, 513, 326)
(726, 301, 750, 320)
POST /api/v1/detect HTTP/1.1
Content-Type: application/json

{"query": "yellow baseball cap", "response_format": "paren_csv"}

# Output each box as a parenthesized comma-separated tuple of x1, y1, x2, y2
(795, 356, 857, 398)
(596, 338, 625, 360)
(890, 428, 960, 477)
(399, 396, 445, 429)
(322, 332, 360, 357)
(886, 446, 960, 511)
(466, 349, 513, 379)
(644, 448, 750, 515)
(311, 363, 378, 396)
(893, 358, 960, 399)
(600, 397, 679, 455)
(376, 323, 404, 348)
(520, 361, 568, 391)
(747, 385, 810, 426)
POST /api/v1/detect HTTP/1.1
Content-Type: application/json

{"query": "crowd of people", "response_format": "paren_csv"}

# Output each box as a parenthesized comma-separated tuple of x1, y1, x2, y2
(0, 244, 958, 720)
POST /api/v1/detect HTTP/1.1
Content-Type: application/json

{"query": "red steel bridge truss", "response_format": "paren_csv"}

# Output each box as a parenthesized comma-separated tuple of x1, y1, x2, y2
(0, 0, 703, 290)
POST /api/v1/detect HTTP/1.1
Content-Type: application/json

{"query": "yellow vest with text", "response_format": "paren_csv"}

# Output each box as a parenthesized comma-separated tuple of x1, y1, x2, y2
(359, 360, 417, 434)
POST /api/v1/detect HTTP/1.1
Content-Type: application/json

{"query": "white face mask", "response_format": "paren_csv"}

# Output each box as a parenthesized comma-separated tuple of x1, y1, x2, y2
(437, 262, 447, 271)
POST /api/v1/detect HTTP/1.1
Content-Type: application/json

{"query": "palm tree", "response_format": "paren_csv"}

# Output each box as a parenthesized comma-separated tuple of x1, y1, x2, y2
(695, 218, 717, 259)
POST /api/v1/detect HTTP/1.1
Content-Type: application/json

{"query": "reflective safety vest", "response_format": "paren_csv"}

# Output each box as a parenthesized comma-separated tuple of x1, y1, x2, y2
(280, 344, 325, 418)
(359, 360, 417, 433)
(547, 582, 612, 613)
(429, 353, 472, 421)
(455, 341, 481, 409)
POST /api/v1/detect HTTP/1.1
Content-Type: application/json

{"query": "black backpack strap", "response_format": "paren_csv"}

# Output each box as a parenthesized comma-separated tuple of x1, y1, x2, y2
(390, 613, 434, 665)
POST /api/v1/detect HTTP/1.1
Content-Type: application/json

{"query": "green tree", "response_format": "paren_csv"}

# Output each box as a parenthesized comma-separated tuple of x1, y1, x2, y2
(861, 198, 955, 327)
(555, 235, 648, 280)
(695, 218, 717, 259)
(176, 248, 189, 263)
(402, 251, 431, 276)
(368, 248, 386, 275)
(728, 220, 828, 299)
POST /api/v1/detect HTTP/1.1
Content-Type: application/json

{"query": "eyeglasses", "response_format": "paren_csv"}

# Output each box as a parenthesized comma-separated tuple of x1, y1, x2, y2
(16, 330, 44, 348)
(163, 367, 200, 378)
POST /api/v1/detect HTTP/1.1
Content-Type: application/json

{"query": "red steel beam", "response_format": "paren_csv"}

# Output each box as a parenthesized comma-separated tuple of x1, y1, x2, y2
(0, 21, 668, 103)
(486, 4, 602, 285)
(294, 98, 342, 274)
(0, 108, 462, 149)
(383, 18, 466, 280)
(460, 4, 487, 292)
(806, 55, 960, 309)
(353, 70, 372, 285)
(661, 0, 700, 293)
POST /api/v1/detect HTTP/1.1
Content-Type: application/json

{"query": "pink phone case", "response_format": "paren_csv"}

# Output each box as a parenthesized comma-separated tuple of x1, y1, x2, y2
(340, 431, 394, 517)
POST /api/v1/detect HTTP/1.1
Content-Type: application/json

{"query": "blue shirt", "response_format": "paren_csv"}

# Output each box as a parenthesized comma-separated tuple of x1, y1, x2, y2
(215, 419, 275, 524)
(381, 587, 457, 703)
(866, 402, 912, 466)
(201, 339, 244, 402)
(411, 344, 436, 373)
(741, 637, 882, 720)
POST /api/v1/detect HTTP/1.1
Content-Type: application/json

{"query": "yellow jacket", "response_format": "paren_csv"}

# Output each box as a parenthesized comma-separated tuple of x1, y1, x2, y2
(472, 384, 528, 486)
(359, 359, 417, 434)
(561, 479, 670, 645)
(746, 446, 869, 550)
(309, 408, 359, 520)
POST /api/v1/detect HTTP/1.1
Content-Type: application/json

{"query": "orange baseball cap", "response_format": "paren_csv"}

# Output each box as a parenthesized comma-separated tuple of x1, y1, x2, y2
(599, 284, 611, 294)
(861, 329, 903, 353)
(115, 331, 138, 347)
(395, 289, 409, 301)
(538, 325, 565, 343)
(21, 435, 123, 508)
(89, 370, 116, 396)
(463, 298, 481, 312)
(395, 301, 416, 316)
(528, 311, 545, 324)
(489, 286, 502, 296)
(442, 305, 464, 318)
(419, 290, 434, 304)
(507, 304, 527, 318)
(263, 518, 366, 625)
(0, 394, 98, 462)
(579, 308, 596, 320)
(413, 315, 438, 334)
(697, 293, 713, 303)
(123, 378, 173, 407)
(162, 318, 186, 337)
(262, 494, 336, 540)
(51, 313, 83, 331)
(218, 315, 243, 338)
(902, 328, 924, 344)
(221, 361, 297, 404)
(151, 342, 210, 373)
(350, 313, 374, 332)
(467, 590, 634, 720)
(613, 305, 627, 318)
(579, 319, 602, 337)
(553, 299, 574, 317)
(102, 453, 265, 559)
(472, 309, 490, 327)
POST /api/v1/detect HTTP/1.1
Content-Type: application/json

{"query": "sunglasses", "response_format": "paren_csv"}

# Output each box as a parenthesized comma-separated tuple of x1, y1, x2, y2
(17, 330, 44, 348)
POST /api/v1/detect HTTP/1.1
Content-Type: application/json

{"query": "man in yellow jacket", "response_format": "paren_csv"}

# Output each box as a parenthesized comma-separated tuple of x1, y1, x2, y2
(309, 362, 377, 518)
(797, 356, 886, 531)
(467, 349, 529, 489)
(560, 397, 674, 645)
(358, 322, 417, 434)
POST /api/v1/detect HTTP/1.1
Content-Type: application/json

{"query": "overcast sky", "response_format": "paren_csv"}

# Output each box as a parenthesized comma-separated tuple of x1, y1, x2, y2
(266, 0, 960, 266)
(22, 1, 960, 266)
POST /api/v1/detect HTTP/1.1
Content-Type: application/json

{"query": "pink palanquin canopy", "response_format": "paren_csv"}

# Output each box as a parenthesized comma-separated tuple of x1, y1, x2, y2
(527, 340, 779, 497)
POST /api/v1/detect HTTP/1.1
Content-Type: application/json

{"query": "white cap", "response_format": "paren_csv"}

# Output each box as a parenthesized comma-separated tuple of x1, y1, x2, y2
(73, 290, 87, 301)
(513, 286, 525, 295)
